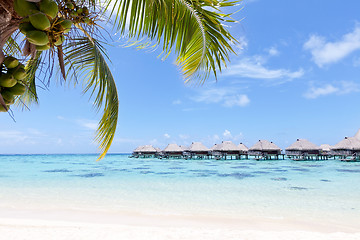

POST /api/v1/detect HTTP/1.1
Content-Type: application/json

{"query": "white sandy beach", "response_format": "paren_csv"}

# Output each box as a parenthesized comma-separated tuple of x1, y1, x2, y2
(0, 207, 359, 240)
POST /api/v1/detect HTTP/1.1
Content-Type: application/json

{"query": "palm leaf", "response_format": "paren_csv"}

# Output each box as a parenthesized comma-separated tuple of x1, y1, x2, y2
(63, 36, 119, 160)
(15, 52, 42, 108)
(102, 0, 239, 83)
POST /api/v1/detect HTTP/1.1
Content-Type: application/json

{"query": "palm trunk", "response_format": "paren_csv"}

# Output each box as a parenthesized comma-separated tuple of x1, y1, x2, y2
(0, 0, 21, 63)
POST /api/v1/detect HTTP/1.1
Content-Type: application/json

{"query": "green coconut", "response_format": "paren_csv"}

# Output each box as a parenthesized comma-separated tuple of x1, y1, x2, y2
(82, 7, 89, 16)
(7, 83, 26, 96)
(36, 44, 51, 51)
(0, 74, 17, 88)
(59, 18, 73, 33)
(1, 90, 15, 103)
(19, 22, 36, 35)
(3, 96, 14, 105)
(12, 67, 27, 80)
(13, 0, 37, 17)
(3, 56, 19, 69)
(0, 104, 9, 112)
(39, 0, 59, 19)
(29, 12, 51, 30)
(26, 30, 49, 46)
(66, 2, 75, 10)
(54, 35, 65, 46)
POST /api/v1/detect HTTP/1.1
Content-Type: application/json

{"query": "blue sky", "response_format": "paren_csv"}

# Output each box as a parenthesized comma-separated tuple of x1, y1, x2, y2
(2, 0, 360, 154)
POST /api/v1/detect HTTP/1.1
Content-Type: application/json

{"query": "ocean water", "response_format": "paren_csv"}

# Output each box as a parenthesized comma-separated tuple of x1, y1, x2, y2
(0, 154, 359, 228)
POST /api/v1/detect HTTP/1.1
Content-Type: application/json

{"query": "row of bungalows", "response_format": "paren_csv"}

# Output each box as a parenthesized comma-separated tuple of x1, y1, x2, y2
(131, 130, 360, 161)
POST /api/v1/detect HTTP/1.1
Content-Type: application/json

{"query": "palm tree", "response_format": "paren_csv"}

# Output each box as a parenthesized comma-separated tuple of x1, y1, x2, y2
(0, 0, 238, 159)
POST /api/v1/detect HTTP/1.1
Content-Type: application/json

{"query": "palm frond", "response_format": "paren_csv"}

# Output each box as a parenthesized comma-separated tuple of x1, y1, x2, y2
(15, 52, 42, 109)
(63, 36, 119, 160)
(103, 0, 239, 83)
(3, 34, 22, 57)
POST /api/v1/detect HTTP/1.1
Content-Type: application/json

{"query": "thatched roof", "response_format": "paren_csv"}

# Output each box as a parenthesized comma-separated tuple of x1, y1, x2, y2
(238, 143, 249, 152)
(133, 145, 144, 153)
(140, 145, 157, 153)
(331, 137, 360, 150)
(211, 144, 220, 151)
(249, 140, 281, 151)
(163, 143, 183, 152)
(320, 144, 331, 152)
(188, 142, 209, 152)
(286, 139, 320, 151)
(180, 145, 189, 151)
(354, 129, 360, 140)
(133, 145, 157, 153)
(216, 141, 240, 151)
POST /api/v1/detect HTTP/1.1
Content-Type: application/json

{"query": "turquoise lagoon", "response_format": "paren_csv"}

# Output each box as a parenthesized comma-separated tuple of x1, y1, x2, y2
(0, 154, 359, 230)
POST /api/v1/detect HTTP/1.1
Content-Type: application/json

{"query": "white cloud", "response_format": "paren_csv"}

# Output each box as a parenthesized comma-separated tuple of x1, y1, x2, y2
(179, 134, 189, 140)
(304, 81, 360, 99)
(268, 47, 279, 56)
(304, 26, 360, 67)
(172, 99, 182, 105)
(191, 87, 250, 107)
(163, 133, 170, 139)
(223, 94, 250, 107)
(77, 119, 98, 130)
(223, 130, 232, 138)
(223, 57, 304, 80)
(0, 131, 29, 143)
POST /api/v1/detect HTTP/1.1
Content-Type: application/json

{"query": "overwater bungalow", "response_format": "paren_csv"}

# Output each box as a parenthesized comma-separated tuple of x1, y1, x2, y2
(331, 137, 360, 161)
(238, 143, 249, 159)
(162, 143, 184, 159)
(132, 145, 157, 158)
(320, 144, 332, 157)
(248, 140, 283, 160)
(212, 141, 242, 160)
(286, 139, 322, 160)
(187, 142, 210, 159)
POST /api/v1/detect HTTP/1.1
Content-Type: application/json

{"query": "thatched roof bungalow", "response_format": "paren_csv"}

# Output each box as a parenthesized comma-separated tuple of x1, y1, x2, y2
(286, 139, 320, 156)
(187, 142, 210, 158)
(331, 137, 360, 156)
(212, 141, 243, 159)
(248, 140, 282, 159)
(238, 143, 249, 154)
(162, 143, 184, 158)
(320, 144, 331, 155)
(132, 145, 157, 158)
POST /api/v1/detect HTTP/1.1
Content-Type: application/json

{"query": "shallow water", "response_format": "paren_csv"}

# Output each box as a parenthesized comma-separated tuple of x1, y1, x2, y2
(0, 154, 359, 227)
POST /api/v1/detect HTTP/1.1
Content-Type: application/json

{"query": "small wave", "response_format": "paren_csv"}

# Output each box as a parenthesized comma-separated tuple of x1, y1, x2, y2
(43, 169, 72, 173)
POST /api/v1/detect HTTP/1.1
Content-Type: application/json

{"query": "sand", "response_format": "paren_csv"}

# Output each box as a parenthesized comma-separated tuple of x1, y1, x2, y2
(0, 208, 359, 240)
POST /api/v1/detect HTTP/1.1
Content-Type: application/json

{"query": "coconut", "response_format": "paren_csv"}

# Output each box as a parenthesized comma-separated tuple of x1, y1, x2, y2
(66, 2, 75, 10)
(12, 67, 27, 80)
(59, 18, 73, 33)
(0, 74, 17, 88)
(36, 44, 51, 51)
(0, 90, 14, 103)
(26, 30, 49, 46)
(13, 0, 37, 17)
(54, 35, 65, 46)
(29, 12, 51, 31)
(82, 7, 89, 16)
(3, 56, 19, 69)
(19, 22, 36, 35)
(7, 83, 26, 96)
(39, 0, 59, 19)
